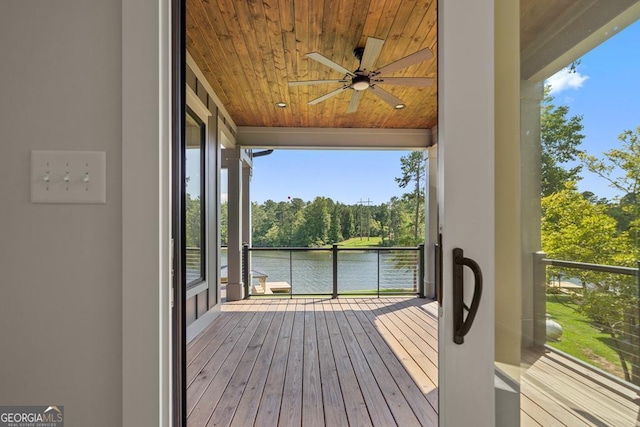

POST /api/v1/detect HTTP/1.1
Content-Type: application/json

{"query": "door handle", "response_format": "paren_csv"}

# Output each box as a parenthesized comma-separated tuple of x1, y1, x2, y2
(453, 248, 483, 344)
(435, 234, 443, 306)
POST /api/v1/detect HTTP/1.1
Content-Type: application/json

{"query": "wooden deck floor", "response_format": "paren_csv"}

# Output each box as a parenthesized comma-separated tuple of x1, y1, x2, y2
(187, 298, 438, 426)
(187, 297, 640, 426)
(521, 349, 640, 426)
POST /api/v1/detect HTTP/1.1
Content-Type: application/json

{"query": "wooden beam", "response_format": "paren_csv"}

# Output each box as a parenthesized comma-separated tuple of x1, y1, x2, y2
(237, 126, 432, 149)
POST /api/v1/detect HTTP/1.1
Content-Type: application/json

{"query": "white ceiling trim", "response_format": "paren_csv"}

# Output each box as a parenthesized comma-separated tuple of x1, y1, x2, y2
(236, 127, 432, 149)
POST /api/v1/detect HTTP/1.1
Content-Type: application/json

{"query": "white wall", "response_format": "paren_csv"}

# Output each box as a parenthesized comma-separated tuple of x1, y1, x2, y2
(0, 1, 123, 425)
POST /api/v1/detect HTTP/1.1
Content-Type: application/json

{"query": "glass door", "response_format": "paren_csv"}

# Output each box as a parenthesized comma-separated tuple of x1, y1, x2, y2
(517, 2, 640, 426)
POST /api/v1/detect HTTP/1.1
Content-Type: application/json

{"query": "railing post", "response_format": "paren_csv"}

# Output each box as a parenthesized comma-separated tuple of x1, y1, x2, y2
(636, 260, 640, 380)
(332, 244, 338, 299)
(242, 243, 249, 299)
(532, 251, 547, 348)
(377, 250, 380, 298)
(418, 244, 425, 298)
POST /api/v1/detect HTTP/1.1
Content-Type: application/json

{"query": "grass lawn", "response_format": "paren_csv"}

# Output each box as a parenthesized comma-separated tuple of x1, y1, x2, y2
(545, 293, 625, 379)
(335, 236, 383, 247)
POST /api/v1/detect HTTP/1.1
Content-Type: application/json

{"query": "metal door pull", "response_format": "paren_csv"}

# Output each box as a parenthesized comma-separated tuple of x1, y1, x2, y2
(453, 248, 483, 344)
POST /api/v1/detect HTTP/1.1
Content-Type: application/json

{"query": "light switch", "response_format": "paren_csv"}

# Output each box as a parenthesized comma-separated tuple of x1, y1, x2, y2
(31, 151, 107, 204)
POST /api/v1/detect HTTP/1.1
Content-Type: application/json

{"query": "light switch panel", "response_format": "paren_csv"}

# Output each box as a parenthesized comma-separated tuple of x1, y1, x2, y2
(31, 150, 107, 204)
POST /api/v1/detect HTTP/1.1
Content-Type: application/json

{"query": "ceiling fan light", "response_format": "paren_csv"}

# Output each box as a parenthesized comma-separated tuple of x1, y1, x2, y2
(351, 75, 370, 91)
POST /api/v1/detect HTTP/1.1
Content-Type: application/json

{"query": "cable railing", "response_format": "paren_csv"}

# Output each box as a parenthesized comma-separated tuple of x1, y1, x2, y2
(241, 244, 425, 298)
(535, 252, 640, 387)
(186, 246, 202, 284)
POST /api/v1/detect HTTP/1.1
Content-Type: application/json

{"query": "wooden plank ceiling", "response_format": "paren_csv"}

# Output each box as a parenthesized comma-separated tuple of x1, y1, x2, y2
(187, 0, 636, 130)
(186, 0, 437, 129)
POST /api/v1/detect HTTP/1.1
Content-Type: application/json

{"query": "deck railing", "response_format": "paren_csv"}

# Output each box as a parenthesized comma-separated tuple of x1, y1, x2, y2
(242, 244, 425, 298)
(535, 253, 640, 387)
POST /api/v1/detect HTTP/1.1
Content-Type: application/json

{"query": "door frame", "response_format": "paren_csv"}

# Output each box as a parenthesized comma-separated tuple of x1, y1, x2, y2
(171, 0, 187, 425)
(437, 0, 496, 425)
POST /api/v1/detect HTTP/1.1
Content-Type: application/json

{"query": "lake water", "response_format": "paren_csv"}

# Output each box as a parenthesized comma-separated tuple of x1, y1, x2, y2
(224, 249, 418, 294)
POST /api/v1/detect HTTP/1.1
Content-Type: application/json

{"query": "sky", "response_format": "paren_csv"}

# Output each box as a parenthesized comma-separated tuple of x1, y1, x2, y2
(213, 19, 640, 205)
(249, 150, 412, 205)
(545, 20, 640, 200)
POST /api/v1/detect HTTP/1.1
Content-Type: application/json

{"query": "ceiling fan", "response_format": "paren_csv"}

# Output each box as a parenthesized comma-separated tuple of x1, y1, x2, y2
(288, 37, 434, 113)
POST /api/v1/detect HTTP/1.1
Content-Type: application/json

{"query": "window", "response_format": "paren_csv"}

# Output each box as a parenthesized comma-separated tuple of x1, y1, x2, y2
(185, 110, 206, 287)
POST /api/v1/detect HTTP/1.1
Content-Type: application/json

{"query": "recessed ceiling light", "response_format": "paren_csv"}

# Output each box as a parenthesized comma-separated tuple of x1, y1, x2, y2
(394, 104, 406, 110)
(276, 102, 287, 108)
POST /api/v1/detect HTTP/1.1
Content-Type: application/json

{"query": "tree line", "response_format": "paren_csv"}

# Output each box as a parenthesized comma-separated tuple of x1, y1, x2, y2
(219, 151, 427, 248)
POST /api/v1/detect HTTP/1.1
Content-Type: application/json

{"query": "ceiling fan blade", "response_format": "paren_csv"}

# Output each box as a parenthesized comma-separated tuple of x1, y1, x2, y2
(371, 77, 434, 87)
(306, 52, 355, 77)
(308, 86, 350, 105)
(288, 79, 348, 87)
(346, 90, 363, 113)
(359, 37, 385, 72)
(368, 86, 404, 108)
(373, 47, 433, 76)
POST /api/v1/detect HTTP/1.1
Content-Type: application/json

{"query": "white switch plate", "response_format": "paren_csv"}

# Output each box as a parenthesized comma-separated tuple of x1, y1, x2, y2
(31, 150, 107, 204)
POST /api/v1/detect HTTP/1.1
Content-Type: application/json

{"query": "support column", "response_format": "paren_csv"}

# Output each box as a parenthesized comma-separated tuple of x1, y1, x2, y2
(425, 142, 438, 299)
(521, 80, 544, 348)
(242, 164, 252, 296)
(226, 148, 244, 301)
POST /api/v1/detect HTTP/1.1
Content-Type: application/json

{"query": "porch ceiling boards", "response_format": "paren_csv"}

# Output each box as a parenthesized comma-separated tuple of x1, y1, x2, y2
(186, 298, 640, 426)
(186, 0, 438, 129)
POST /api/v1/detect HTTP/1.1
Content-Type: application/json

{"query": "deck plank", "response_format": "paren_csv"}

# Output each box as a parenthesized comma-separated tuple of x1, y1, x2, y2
(340, 299, 423, 427)
(302, 300, 325, 427)
(278, 301, 305, 426)
(330, 301, 398, 426)
(376, 299, 439, 367)
(521, 375, 594, 427)
(363, 299, 439, 390)
(188, 309, 267, 424)
(521, 394, 565, 427)
(541, 349, 639, 404)
(206, 307, 279, 427)
(187, 311, 252, 386)
(348, 300, 439, 425)
(187, 310, 260, 416)
(187, 311, 235, 363)
(520, 406, 543, 426)
(322, 300, 372, 426)
(522, 351, 637, 426)
(228, 302, 287, 426)
(314, 300, 349, 426)
(252, 299, 296, 426)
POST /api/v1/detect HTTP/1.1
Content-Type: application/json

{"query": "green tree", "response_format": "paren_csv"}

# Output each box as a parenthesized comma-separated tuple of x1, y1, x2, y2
(186, 194, 202, 247)
(542, 184, 623, 268)
(340, 206, 355, 240)
(542, 183, 639, 384)
(540, 87, 585, 196)
(581, 126, 640, 257)
(328, 205, 343, 243)
(295, 197, 331, 247)
(395, 151, 426, 242)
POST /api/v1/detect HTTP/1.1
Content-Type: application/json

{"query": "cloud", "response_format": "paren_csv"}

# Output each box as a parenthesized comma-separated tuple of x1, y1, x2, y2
(221, 192, 228, 203)
(546, 68, 589, 95)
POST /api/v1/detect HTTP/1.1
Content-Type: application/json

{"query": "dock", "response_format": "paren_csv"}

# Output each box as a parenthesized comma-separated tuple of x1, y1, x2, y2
(252, 281, 291, 295)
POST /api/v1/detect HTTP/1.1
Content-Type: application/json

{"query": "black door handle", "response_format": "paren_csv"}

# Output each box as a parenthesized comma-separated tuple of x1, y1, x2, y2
(453, 248, 483, 344)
